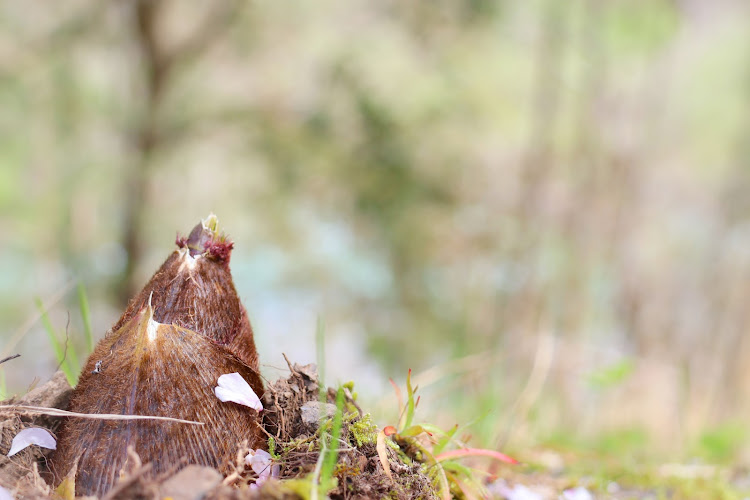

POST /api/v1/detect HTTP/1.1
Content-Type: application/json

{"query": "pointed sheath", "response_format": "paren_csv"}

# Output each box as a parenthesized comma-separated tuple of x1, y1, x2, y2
(112, 215, 262, 393)
(49, 306, 265, 496)
(49, 216, 265, 496)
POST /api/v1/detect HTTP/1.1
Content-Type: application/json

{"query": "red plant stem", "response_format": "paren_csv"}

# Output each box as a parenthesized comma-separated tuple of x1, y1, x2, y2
(435, 448, 519, 465)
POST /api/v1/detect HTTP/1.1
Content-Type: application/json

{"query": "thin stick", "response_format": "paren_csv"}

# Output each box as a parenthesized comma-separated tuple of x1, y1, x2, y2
(282, 353, 297, 375)
(0, 405, 204, 425)
(0, 354, 20, 365)
(254, 419, 274, 440)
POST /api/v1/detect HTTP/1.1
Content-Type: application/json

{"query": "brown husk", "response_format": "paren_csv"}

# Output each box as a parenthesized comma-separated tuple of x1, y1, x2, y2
(2, 367, 437, 500)
(47, 218, 265, 496)
(48, 307, 265, 497)
(113, 220, 261, 388)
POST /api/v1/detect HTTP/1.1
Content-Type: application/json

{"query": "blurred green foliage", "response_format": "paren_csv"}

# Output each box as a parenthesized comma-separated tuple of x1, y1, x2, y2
(588, 359, 634, 390)
(695, 423, 748, 464)
(1, 0, 750, 456)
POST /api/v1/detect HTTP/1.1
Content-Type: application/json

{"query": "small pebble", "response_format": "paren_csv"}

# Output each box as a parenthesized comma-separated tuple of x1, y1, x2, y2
(300, 401, 337, 427)
(159, 465, 222, 500)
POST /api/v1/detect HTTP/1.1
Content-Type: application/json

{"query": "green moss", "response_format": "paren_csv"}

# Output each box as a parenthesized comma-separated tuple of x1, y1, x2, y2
(281, 435, 316, 455)
(267, 436, 280, 459)
(349, 413, 378, 447)
(270, 477, 314, 499)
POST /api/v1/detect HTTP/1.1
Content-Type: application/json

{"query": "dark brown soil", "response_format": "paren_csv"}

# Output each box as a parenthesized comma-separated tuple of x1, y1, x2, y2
(258, 360, 436, 500)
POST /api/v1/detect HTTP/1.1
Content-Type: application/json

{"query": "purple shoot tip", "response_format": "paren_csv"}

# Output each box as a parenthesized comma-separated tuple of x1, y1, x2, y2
(175, 214, 234, 263)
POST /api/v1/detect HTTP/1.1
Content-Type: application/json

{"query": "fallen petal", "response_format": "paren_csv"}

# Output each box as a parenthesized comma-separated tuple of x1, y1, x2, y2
(505, 484, 543, 500)
(215, 373, 263, 411)
(245, 449, 274, 484)
(246, 449, 272, 475)
(7, 427, 56, 457)
(0, 485, 13, 500)
(560, 487, 593, 500)
(488, 480, 543, 500)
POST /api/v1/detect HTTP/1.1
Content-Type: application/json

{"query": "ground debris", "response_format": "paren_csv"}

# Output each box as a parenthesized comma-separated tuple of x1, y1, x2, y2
(261, 362, 437, 499)
(0, 364, 437, 500)
(159, 465, 222, 500)
(0, 372, 72, 497)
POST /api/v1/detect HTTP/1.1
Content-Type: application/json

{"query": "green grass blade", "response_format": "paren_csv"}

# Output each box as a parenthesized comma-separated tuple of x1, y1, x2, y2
(426, 423, 460, 455)
(35, 297, 65, 363)
(320, 387, 345, 493)
(35, 297, 76, 387)
(64, 342, 80, 386)
(77, 283, 94, 353)
(316, 316, 326, 402)
(404, 368, 416, 430)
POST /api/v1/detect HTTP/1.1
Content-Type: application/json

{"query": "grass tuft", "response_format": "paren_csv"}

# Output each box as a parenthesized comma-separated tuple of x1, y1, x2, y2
(318, 388, 345, 494)
(35, 297, 79, 386)
(35, 287, 95, 388)
(77, 283, 94, 353)
(383, 369, 519, 498)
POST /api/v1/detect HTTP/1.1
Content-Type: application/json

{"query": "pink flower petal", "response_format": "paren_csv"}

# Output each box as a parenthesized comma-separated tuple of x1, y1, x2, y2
(561, 487, 593, 500)
(245, 449, 274, 485)
(214, 373, 263, 411)
(0, 485, 13, 500)
(7, 428, 56, 457)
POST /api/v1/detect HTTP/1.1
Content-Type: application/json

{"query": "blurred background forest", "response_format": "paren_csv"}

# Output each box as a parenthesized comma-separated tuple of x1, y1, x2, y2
(1, 0, 750, 461)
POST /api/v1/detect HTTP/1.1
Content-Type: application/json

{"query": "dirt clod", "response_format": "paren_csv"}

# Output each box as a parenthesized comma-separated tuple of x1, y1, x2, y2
(159, 465, 222, 500)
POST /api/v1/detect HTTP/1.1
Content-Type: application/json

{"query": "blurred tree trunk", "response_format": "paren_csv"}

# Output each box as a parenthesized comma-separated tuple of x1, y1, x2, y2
(558, 0, 607, 340)
(504, 0, 568, 334)
(119, 0, 169, 303)
(706, 41, 750, 423)
(118, 0, 240, 303)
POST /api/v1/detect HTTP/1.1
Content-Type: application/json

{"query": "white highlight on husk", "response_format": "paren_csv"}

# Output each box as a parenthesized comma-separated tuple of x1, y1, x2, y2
(146, 294, 158, 342)
(146, 315, 158, 342)
(7, 427, 56, 457)
(177, 247, 200, 272)
(214, 373, 263, 411)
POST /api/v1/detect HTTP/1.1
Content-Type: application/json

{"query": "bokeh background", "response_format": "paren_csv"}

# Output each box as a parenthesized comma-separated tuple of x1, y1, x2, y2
(2, 0, 750, 461)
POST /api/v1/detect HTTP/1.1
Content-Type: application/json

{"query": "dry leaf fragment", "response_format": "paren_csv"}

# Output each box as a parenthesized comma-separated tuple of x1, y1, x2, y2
(7, 427, 56, 456)
(376, 430, 393, 480)
(55, 457, 77, 500)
